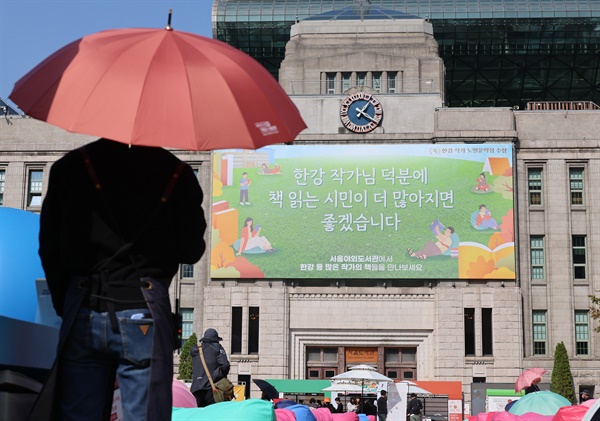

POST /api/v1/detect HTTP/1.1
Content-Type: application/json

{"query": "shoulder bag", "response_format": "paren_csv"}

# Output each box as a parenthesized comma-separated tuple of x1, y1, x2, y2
(198, 345, 235, 403)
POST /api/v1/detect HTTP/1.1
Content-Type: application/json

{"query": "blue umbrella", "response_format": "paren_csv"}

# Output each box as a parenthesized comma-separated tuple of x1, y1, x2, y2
(508, 391, 571, 416)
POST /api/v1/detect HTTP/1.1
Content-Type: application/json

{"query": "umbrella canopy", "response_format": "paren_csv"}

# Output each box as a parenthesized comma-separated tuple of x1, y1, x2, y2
(397, 381, 432, 395)
(172, 379, 197, 408)
(553, 404, 589, 421)
(10, 19, 306, 151)
(322, 383, 363, 392)
(582, 399, 600, 421)
(253, 378, 279, 400)
(515, 368, 548, 393)
(508, 391, 571, 416)
(332, 369, 393, 383)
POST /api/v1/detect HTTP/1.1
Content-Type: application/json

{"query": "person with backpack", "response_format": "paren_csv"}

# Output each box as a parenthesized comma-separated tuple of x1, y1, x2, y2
(408, 393, 423, 421)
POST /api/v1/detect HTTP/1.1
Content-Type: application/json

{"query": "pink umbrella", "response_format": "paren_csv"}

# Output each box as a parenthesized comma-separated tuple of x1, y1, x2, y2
(553, 405, 588, 421)
(516, 368, 548, 393)
(484, 410, 552, 421)
(581, 399, 597, 408)
(172, 378, 197, 408)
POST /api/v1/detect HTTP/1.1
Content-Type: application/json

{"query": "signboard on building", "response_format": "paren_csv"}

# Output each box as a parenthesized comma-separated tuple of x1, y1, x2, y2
(345, 347, 378, 363)
(211, 144, 515, 280)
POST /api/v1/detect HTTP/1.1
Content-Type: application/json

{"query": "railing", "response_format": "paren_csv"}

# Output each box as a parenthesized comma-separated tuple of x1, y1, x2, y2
(287, 79, 438, 95)
(526, 101, 600, 111)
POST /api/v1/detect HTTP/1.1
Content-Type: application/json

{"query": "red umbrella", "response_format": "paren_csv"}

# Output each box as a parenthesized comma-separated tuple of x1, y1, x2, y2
(515, 368, 547, 393)
(9, 13, 306, 151)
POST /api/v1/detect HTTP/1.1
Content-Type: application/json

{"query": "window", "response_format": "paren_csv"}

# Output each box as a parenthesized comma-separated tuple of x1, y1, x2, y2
(27, 169, 43, 207)
(231, 307, 242, 354)
(530, 236, 545, 279)
(356, 72, 366, 86)
(306, 347, 338, 379)
(464, 308, 475, 356)
(569, 167, 584, 205)
(181, 308, 193, 347)
(482, 308, 493, 356)
(372, 72, 382, 92)
(384, 347, 417, 380)
(0, 169, 5, 205)
(248, 306, 259, 354)
(388, 72, 397, 93)
(341, 73, 351, 92)
(533, 310, 547, 355)
(575, 311, 589, 355)
(528, 168, 543, 205)
(573, 236, 587, 280)
(180, 264, 194, 278)
(402, 348, 416, 362)
(326, 72, 335, 94)
(385, 348, 399, 363)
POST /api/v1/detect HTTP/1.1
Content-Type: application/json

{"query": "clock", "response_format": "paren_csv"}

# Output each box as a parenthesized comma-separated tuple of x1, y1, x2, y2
(340, 92, 383, 133)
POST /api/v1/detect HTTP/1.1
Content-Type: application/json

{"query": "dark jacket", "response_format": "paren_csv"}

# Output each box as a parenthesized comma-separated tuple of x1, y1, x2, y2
(377, 396, 388, 414)
(30, 139, 206, 421)
(190, 341, 231, 392)
(39, 139, 206, 315)
(524, 384, 540, 394)
(408, 397, 423, 415)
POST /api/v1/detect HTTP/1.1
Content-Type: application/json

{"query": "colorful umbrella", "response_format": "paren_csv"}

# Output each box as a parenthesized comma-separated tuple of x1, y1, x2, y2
(9, 12, 306, 151)
(508, 391, 570, 416)
(172, 378, 197, 408)
(515, 368, 548, 393)
(553, 404, 588, 421)
(581, 399, 598, 408)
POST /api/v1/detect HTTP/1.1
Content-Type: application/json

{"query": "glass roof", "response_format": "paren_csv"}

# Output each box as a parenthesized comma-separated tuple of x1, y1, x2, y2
(213, 0, 600, 108)
(214, 0, 600, 22)
(304, 6, 422, 20)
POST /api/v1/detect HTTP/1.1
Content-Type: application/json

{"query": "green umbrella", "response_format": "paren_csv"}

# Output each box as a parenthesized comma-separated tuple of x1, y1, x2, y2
(508, 391, 571, 416)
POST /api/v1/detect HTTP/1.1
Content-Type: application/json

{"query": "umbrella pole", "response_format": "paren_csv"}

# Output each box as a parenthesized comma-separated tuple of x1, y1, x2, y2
(361, 379, 364, 413)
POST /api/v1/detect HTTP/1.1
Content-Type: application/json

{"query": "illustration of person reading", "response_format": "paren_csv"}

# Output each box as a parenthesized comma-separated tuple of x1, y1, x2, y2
(408, 219, 459, 260)
(475, 172, 490, 191)
(236, 217, 275, 255)
(471, 204, 499, 230)
(259, 163, 281, 174)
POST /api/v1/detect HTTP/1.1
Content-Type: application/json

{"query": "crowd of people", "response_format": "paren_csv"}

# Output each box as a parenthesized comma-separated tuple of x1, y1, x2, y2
(289, 393, 395, 420)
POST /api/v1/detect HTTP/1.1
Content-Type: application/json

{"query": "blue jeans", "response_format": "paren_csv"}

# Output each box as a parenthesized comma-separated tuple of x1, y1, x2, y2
(58, 307, 154, 421)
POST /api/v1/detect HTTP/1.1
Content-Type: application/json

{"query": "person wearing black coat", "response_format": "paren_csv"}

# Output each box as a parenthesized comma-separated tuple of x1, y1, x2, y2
(190, 328, 231, 407)
(31, 139, 206, 421)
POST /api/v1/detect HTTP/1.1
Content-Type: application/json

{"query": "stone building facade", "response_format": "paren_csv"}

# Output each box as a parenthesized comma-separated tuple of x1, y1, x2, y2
(1, 8, 599, 406)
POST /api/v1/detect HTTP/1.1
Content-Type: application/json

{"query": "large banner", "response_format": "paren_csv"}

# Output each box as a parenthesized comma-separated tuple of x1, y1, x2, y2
(210, 144, 515, 280)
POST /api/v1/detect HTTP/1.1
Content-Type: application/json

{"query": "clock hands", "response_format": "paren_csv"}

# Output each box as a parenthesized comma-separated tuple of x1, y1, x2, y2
(355, 105, 378, 123)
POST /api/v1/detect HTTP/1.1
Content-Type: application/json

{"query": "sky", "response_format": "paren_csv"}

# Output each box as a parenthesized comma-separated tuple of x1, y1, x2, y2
(0, 0, 214, 109)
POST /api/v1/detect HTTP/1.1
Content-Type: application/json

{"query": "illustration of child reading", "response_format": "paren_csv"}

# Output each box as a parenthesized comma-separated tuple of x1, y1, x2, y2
(235, 217, 276, 255)
(474, 172, 490, 192)
(471, 204, 499, 230)
(258, 163, 281, 174)
(408, 219, 459, 260)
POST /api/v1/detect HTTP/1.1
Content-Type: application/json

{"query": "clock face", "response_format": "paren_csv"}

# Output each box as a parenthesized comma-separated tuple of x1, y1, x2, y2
(340, 92, 383, 133)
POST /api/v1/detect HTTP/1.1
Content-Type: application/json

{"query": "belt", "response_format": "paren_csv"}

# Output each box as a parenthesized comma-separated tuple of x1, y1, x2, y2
(79, 274, 151, 331)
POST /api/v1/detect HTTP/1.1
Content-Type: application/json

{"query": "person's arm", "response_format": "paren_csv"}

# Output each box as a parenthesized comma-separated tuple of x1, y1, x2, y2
(215, 344, 231, 379)
(39, 160, 68, 316)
